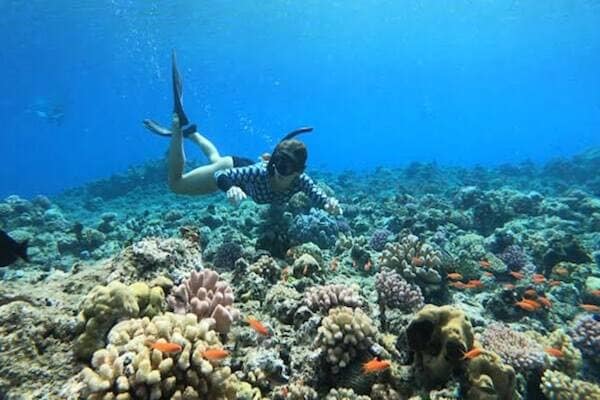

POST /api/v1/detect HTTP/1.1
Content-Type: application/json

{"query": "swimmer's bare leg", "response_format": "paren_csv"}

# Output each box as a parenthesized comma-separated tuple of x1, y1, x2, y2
(167, 114, 233, 195)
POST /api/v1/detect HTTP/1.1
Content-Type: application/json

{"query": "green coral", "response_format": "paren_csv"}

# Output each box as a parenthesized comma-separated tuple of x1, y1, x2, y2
(74, 280, 167, 360)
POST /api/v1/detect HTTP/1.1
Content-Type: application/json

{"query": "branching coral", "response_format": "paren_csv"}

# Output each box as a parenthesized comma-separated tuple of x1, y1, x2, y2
(375, 268, 424, 312)
(80, 313, 236, 399)
(304, 284, 363, 313)
(379, 234, 443, 286)
(74, 280, 167, 360)
(477, 323, 545, 372)
(570, 314, 600, 363)
(167, 269, 239, 334)
(540, 369, 600, 400)
(315, 307, 378, 374)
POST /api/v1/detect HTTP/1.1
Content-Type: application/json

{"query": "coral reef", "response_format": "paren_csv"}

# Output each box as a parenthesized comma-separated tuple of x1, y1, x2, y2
(79, 313, 236, 399)
(304, 284, 363, 313)
(315, 307, 378, 373)
(477, 323, 545, 372)
(375, 268, 424, 312)
(570, 314, 600, 363)
(406, 305, 474, 386)
(74, 280, 167, 360)
(289, 209, 340, 249)
(167, 269, 239, 334)
(464, 351, 516, 400)
(540, 369, 600, 400)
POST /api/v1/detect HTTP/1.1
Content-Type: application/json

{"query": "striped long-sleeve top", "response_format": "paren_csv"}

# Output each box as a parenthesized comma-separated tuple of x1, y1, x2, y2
(214, 162, 329, 207)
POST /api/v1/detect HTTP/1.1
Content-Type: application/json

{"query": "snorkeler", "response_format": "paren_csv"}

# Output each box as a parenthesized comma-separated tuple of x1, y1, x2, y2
(143, 51, 342, 215)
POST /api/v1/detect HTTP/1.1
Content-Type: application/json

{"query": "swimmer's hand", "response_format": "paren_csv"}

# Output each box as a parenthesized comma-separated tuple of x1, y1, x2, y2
(324, 197, 342, 216)
(227, 186, 247, 206)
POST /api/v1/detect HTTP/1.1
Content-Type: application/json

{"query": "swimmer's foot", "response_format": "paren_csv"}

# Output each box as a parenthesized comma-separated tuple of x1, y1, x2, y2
(143, 119, 197, 137)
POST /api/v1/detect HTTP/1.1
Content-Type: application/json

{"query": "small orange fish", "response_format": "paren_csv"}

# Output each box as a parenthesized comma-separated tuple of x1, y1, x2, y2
(330, 257, 339, 272)
(146, 340, 182, 354)
(515, 300, 538, 312)
(465, 280, 483, 289)
(462, 348, 483, 360)
(447, 273, 463, 281)
(523, 289, 538, 299)
(450, 281, 468, 289)
(364, 259, 372, 272)
(537, 296, 552, 309)
(590, 290, 600, 297)
(411, 256, 425, 267)
(509, 271, 525, 280)
(521, 298, 542, 310)
(554, 267, 569, 276)
(503, 284, 516, 290)
(483, 272, 494, 277)
(532, 274, 546, 284)
(479, 260, 491, 269)
(544, 347, 564, 358)
(202, 348, 230, 361)
(549, 280, 562, 287)
(580, 304, 600, 313)
(247, 317, 270, 336)
(362, 357, 391, 374)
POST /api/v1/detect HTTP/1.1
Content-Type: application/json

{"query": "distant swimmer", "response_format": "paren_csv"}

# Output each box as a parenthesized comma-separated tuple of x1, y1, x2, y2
(142, 51, 342, 215)
(26, 98, 65, 125)
(0, 229, 28, 268)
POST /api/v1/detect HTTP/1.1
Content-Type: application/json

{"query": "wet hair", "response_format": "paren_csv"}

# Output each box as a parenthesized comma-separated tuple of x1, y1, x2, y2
(267, 127, 313, 177)
(268, 139, 307, 177)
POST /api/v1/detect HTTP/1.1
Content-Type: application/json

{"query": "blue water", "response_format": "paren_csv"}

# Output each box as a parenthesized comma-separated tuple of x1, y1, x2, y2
(2, 0, 599, 198)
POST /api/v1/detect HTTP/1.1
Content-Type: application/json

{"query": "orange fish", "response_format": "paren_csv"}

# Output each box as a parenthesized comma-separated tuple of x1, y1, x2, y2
(523, 289, 538, 299)
(466, 280, 483, 289)
(554, 267, 569, 276)
(362, 357, 391, 374)
(202, 348, 230, 361)
(532, 274, 546, 284)
(544, 347, 564, 358)
(247, 317, 270, 336)
(463, 348, 483, 360)
(521, 298, 542, 310)
(447, 273, 463, 281)
(503, 284, 516, 290)
(483, 272, 494, 277)
(509, 271, 525, 280)
(450, 281, 468, 290)
(411, 256, 425, 267)
(330, 257, 339, 272)
(580, 304, 600, 313)
(515, 300, 538, 312)
(590, 290, 600, 297)
(146, 340, 182, 354)
(549, 280, 562, 287)
(479, 260, 491, 269)
(364, 259, 372, 272)
(537, 296, 552, 309)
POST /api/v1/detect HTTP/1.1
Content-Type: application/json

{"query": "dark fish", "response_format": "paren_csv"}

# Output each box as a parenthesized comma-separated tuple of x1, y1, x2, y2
(0, 229, 28, 267)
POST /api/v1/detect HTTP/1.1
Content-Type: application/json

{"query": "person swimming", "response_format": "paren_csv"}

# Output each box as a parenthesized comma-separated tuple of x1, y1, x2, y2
(143, 51, 342, 215)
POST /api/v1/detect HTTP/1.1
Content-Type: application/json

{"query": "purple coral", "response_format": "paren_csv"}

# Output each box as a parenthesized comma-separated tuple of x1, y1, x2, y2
(478, 323, 545, 371)
(375, 268, 424, 312)
(571, 315, 600, 362)
(369, 229, 393, 252)
(167, 269, 239, 333)
(498, 245, 528, 270)
(304, 284, 363, 313)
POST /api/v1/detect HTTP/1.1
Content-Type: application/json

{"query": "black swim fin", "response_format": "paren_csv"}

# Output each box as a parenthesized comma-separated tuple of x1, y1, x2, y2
(172, 50, 190, 127)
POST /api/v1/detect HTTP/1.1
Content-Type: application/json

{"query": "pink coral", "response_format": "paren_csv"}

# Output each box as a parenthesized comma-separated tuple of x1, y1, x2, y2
(167, 269, 239, 333)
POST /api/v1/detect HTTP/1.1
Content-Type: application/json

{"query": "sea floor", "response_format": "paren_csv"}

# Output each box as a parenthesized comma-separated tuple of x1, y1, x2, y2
(0, 150, 599, 399)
